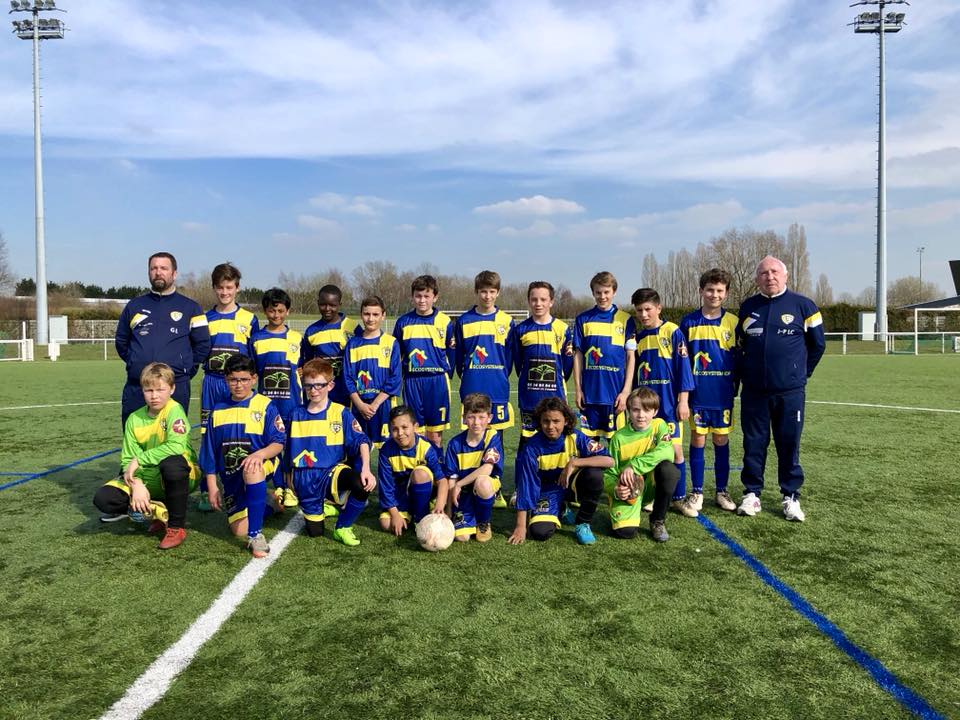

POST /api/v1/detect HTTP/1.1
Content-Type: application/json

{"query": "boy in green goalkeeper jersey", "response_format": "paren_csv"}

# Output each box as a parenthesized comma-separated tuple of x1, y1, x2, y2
(604, 387, 679, 542)
(94, 362, 201, 550)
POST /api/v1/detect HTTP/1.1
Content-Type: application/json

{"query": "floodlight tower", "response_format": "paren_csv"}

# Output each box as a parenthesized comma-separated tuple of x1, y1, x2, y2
(916, 245, 924, 286)
(851, 0, 907, 342)
(9, 0, 64, 346)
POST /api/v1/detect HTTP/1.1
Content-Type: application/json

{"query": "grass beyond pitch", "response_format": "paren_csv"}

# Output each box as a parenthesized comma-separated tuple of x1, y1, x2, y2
(0, 356, 958, 719)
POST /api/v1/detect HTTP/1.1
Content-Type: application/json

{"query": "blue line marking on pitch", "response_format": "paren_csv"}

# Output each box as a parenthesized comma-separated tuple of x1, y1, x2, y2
(0, 448, 120, 492)
(697, 515, 944, 720)
(0, 472, 31, 476)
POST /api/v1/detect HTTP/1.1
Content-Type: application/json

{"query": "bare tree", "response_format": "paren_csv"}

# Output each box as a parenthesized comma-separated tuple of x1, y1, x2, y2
(785, 223, 812, 296)
(887, 276, 943, 308)
(0, 233, 14, 295)
(813, 273, 834, 307)
(854, 286, 876, 306)
(352, 261, 414, 317)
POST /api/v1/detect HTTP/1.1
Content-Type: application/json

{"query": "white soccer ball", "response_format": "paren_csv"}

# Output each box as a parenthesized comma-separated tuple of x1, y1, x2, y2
(416, 513, 455, 552)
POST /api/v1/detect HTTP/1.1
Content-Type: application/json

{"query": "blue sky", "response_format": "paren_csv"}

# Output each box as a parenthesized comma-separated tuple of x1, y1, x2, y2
(1, 0, 959, 298)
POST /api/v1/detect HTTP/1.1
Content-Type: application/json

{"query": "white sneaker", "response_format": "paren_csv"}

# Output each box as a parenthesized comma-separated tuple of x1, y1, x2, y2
(715, 490, 737, 512)
(737, 492, 762, 517)
(782, 495, 805, 522)
(678, 493, 701, 518)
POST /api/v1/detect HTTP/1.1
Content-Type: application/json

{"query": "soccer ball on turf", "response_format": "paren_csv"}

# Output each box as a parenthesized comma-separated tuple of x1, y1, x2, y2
(416, 513, 455, 552)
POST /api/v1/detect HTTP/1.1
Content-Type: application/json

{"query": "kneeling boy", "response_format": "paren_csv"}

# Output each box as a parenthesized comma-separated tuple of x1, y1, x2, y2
(94, 362, 201, 550)
(444, 393, 503, 543)
(604, 388, 679, 542)
(200, 355, 285, 558)
(377, 405, 449, 536)
(286, 359, 377, 546)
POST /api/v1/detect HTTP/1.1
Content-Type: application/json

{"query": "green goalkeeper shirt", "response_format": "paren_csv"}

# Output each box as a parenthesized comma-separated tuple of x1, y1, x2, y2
(603, 419, 675, 491)
(121, 399, 199, 491)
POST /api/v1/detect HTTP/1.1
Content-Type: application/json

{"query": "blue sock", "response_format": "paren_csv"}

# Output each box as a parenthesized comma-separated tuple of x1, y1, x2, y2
(715, 443, 730, 492)
(410, 481, 433, 523)
(673, 461, 686, 501)
(246, 480, 267, 538)
(689, 445, 705, 494)
(336, 494, 366, 529)
(475, 494, 495, 525)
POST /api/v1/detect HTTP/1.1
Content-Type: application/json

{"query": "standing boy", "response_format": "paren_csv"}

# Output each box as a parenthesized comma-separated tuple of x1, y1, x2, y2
(251, 287, 303, 508)
(200, 355, 285, 558)
(632, 288, 696, 515)
(93, 362, 201, 550)
(199, 262, 259, 510)
(392, 275, 455, 450)
(342, 295, 402, 447)
(572, 271, 637, 439)
(513, 281, 574, 443)
(444, 393, 503, 543)
(377, 406, 450, 536)
(679, 269, 739, 513)
(301, 284, 360, 408)
(286, 359, 377, 547)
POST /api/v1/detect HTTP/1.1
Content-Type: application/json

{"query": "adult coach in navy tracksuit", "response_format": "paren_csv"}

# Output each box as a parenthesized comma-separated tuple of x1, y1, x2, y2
(735, 256, 825, 522)
(115, 252, 211, 430)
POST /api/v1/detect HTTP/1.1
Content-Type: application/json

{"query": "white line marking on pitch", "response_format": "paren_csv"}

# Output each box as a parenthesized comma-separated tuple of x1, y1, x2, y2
(0, 400, 119, 411)
(808, 400, 960, 414)
(98, 513, 304, 720)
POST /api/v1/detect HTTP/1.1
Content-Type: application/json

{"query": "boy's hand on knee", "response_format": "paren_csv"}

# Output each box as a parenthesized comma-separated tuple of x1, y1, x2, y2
(360, 470, 376, 492)
(129, 481, 151, 514)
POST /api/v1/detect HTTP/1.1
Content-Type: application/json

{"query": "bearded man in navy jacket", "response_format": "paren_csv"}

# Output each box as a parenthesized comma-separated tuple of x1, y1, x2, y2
(735, 256, 825, 522)
(115, 252, 211, 430)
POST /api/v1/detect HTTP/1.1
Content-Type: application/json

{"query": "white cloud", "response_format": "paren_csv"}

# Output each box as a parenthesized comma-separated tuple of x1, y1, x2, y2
(475, 195, 585, 217)
(394, 223, 417, 232)
(309, 192, 398, 217)
(297, 214, 343, 233)
(567, 200, 747, 240)
(426, 224, 441, 233)
(497, 220, 557, 237)
(181, 221, 209, 232)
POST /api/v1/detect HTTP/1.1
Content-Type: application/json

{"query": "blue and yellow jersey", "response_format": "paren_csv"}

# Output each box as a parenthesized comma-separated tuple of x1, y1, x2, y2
(342, 332, 402, 401)
(453, 307, 515, 404)
(573, 305, 637, 406)
(393, 309, 455, 378)
(634, 321, 696, 420)
(204, 306, 259, 376)
(377, 435, 445, 510)
(679, 309, 738, 410)
(513, 316, 573, 412)
(199, 393, 285, 477)
(514, 430, 608, 511)
(284, 401, 369, 472)
(444, 428, 503, 482)
(251, 326, 303, 419)
(300, 313, 361, 405)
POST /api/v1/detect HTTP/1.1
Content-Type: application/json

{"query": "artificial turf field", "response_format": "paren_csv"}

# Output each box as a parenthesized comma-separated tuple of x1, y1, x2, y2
(0, 355, 958, 720)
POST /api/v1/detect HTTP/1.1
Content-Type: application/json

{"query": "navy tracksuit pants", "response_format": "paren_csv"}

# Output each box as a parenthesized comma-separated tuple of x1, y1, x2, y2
(740, 388, 805, 498)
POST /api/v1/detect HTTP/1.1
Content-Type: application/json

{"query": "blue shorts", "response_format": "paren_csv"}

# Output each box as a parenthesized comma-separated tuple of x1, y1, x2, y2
(578, 403, 624, 439)
(452, 477, 502, 537)
(378, 467, 438, 522)
(293, 464, 353, 521)
(529, 470, 592, 526)
(691, 406, 734, 435)
(201, 374, 230, 434)
(353, 396, 401, 446)
(219, 458, 279, 524)
(402, 374, 451, 432)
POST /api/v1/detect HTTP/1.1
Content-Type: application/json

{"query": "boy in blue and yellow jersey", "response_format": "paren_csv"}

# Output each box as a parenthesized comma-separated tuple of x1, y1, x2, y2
(604, 388, 679, 543)
(679, 269, 739, 515)
(199, 263, 258, 510)
(572, 271, 637, 439)
(201, 262, 259, 432)
(300, 284, 360, 407)
(508, 398, 613, 546)
(251, 287, 303, 508)
(94, 362, 201, 550)
(343, 295, 402, 447)
(393, 275, 455, 450)
(632, 288, 696, 515)
(444, 393, 503, 543)
(514, 281, 574, 442)
(377, 406, 449, 537)
(286, 359, 376, 547)
(200, 355, 285, 558)
(454, 270, 516, 432)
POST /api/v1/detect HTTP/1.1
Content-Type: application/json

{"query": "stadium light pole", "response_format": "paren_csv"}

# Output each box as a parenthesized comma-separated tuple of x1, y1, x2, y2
(916, 245, 924, 285)
(9, 0, 65, 346)
(851, 0, 907, 342)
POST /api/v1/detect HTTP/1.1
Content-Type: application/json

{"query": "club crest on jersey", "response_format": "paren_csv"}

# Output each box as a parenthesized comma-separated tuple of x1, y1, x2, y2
(497, 324, 507, 336)
(781, 314, 795, 325)
(483, 447, 501, 465)
(274, 415, 285, 432)
(382, 346, 392, 358)
(331, 421, 343, 434)
(170, 311, 183, 322)
(171, 418, 187, 434)
(586, 439, 603, 454)
(723, 330, 732, 342)
(615, 323, 624, 336)
(252, 411, 263, 423)
(238, 324, 247, 335)
(351, 418, 362, 433)
(290, 343, 299, 355)
(678, 341, 688, 358)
